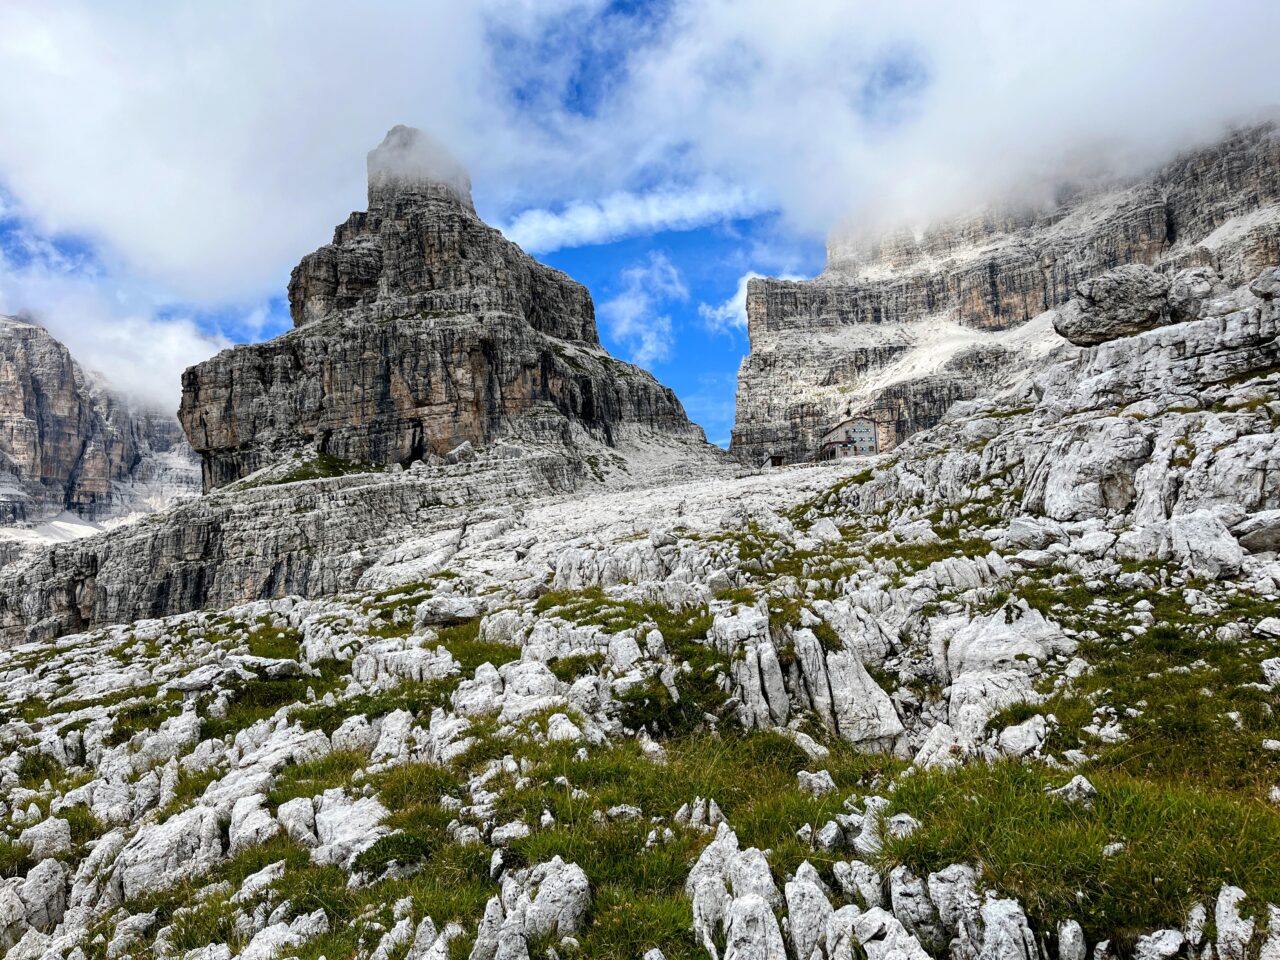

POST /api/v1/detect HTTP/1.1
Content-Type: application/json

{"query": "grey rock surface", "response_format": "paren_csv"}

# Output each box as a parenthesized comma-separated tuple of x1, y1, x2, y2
(0, 317, 198, 526)
(181, 125, 708, 491)
(733, 122, 1280, 464)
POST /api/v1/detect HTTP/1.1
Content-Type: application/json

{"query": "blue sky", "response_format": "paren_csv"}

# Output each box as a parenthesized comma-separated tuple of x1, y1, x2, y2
(0, 1, 1273, 443)
(536, 219, 822, 445)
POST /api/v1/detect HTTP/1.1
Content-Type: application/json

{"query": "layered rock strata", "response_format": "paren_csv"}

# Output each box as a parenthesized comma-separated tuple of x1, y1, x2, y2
(733, 121, 1280, 463)
(180, 126, 705, 491)
(0, 316, 198, 523)
(0, 128, 725, 641)
(0, 449, 584, 643)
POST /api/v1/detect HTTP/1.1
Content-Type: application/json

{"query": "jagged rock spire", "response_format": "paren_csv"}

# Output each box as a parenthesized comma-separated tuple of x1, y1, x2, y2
(181, 125, 704, 491)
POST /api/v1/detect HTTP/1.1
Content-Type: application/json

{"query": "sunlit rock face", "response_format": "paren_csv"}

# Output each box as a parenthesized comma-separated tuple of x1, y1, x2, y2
(0, 128, 723, 642)
(181, 126, 706, 491)
(733, 122, 1280, 465)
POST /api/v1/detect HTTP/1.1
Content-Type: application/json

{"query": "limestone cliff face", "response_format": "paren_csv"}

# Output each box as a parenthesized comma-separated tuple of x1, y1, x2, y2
(0, 317, 199, 523)
(733, 122, 1280, 464)
(181, 126, 704, 490)
(0, 452, 582, 642)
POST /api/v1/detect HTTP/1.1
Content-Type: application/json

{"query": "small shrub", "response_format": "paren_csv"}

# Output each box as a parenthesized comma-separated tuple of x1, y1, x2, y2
(353, 831, 436, 874)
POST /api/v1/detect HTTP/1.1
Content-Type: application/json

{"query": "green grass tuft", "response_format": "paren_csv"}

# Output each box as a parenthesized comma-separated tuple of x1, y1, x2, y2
(884, 760, 1280, 951)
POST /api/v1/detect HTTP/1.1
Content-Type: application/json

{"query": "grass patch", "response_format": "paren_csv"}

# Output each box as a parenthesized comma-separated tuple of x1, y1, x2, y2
(884, 760, 1280, 950)
(291, 677, 458, 736)
(196, 660, 345, 742)
(137, 831, 493, 960)
(866, 536, 994, 575)
(103, 693, 184, 748)
(0, 839, 32, 879)
(17, 752, 62, 790)
(1015, 563, 1280, 794)
(245, 619, 304, 660)
(502, 730, 899, 884)
(62, 804, 108, 847)
(987, 700, 1042, 730)
(241, 452, 379, 488)
(268, 750, 368, 807)
(550, 652, 605, 683)
(435, 618, 521, 672)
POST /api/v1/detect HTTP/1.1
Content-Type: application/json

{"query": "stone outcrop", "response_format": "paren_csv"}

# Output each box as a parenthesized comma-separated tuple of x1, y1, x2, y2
(0, 450, 581, 643)
(180, 126, 704, 490)
(734, 122, 1280, 464)
(0, 316, 198, 523)
(0, 128, 726, 642)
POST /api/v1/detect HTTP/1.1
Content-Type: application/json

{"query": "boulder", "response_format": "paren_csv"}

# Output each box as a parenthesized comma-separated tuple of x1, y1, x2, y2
(1169, 511, 1244, 579)
(1053, 265, 1172, 347)
(723, 894, 787, 960)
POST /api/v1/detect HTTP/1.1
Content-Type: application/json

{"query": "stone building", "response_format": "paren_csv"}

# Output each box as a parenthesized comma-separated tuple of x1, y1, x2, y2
(814, 419, 885, 463)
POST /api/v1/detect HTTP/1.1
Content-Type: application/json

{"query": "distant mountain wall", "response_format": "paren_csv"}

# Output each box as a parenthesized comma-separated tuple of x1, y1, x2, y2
(0, 316, 199, 524)
(732, 122, 1280, 464)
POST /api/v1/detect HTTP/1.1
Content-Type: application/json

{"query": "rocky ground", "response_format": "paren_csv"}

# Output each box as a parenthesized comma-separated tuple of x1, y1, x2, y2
(0, 262, 1274, 960)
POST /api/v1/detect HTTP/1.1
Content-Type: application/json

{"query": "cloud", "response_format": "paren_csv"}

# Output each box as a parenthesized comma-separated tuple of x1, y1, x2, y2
(598, 252, 688, 367)
(2, 1, 1276, 299)
(698, 270, 805, 336)
(0, 2, 514, 302)
(503, 180, 766, 253)
(0, 221, 232, 412)
(599, 1, 1280, 237)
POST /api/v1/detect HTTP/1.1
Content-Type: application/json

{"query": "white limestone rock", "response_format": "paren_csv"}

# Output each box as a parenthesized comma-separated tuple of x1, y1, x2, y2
(18, 818, 71, 861)
(785, 874, 834, 960)
(723, 893, 788, 960)
(228, 794, 281, 854)
(851, 907, 932, 960)
(107, 805, 225, 902)
(311, 789, 391, 869)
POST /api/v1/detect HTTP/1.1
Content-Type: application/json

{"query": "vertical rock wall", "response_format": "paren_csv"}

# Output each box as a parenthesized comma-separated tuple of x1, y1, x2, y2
(733, 123, 1280, 464)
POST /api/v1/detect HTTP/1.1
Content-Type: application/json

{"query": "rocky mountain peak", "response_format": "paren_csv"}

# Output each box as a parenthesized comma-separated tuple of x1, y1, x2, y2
(733, 121, 1280, 465)
(365, 124, 476, 216)
(285, 125, 594, 336)
(185, 127, 708, 490)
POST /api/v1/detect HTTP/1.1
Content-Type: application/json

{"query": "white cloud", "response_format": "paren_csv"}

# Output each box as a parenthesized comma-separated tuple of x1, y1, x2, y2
(600, 1, 1280, 237)
(0, 2, 515, 302)
(5, 2, 1273, 309)
(0, 226, 231, 412)
(504, 180, 765, 253)
(698, 270, 805, 336)
(598, 252, 688, 367)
